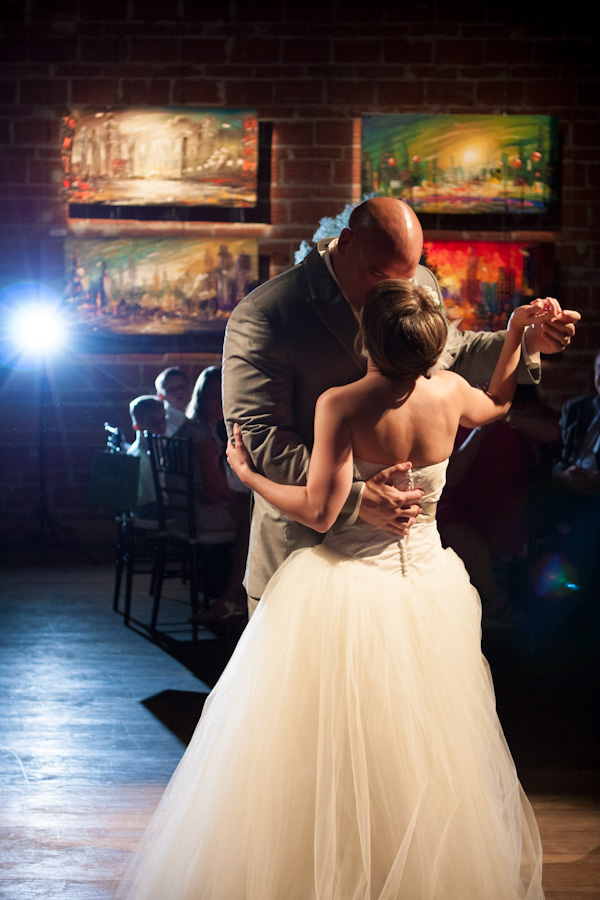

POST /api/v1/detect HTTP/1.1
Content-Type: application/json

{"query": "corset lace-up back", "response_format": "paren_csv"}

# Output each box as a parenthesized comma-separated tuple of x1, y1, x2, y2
(324, 459, 449, 577)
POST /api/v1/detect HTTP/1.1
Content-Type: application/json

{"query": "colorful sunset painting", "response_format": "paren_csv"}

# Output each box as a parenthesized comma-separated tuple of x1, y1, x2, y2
(62, 109, 258, 208)
(421, 240, 555, 331)
(362, 114, 559, 214)
(64, 235, 259, 335)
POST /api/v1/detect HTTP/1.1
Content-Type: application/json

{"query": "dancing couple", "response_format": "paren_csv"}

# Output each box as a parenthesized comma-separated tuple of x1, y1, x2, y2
(116, 198, 578, 899)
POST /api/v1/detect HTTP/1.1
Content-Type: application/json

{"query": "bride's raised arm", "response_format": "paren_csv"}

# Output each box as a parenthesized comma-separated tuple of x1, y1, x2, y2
(452, 298, 561, 430)
(227, 388, 354, 533)
(228, 298, 564, 528)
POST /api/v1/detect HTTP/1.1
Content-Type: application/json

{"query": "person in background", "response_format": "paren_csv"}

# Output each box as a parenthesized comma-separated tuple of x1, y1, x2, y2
(547, 349, 600, 597)
(126, 395, 166, 524)
(555, 349, 600, 492)
(179, 366, 250, 620)
(437, 383, 560, 628)
(155, 367, 191, 437)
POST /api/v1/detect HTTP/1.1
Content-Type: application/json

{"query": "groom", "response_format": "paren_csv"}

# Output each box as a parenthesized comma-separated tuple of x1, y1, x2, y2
(223, 197, 579, 614)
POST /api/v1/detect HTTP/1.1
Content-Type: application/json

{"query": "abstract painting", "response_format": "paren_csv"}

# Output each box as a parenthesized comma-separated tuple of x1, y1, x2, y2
(421, 240, 555, 331)
(362, 114, 559, 215)
(64, 235, 259, 335)
(62, 108, 258, 208)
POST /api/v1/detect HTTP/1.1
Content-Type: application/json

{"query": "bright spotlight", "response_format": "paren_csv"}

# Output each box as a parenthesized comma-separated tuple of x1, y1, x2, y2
(1, 283, 68, 363)
(11, 302, 66, 356)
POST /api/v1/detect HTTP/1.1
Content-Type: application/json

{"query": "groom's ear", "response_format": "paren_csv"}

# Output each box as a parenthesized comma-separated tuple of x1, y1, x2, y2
(337, 227, 352, 256)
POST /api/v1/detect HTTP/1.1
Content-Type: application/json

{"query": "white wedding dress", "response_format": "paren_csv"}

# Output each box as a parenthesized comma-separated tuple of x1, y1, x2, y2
(116, 460, 544, 900)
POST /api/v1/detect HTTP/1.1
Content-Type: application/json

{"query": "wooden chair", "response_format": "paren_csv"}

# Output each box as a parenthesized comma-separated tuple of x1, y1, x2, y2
(145, 432, 204, 639)
(92, 425, 165, 628)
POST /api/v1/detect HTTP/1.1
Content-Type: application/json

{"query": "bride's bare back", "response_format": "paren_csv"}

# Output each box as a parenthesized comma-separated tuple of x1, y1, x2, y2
(337, 368, 464, 469)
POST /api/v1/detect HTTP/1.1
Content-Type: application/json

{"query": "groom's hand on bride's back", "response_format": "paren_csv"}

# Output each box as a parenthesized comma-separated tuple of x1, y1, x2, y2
(358, 463, 423, 535)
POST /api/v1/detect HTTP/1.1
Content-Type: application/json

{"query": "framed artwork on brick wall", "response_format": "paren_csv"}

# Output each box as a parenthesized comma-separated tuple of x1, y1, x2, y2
(64, 234, 259, 348)
(362, 114, 559, 219)
(421, 240, 556, 331)
(61, 108, 259, 216)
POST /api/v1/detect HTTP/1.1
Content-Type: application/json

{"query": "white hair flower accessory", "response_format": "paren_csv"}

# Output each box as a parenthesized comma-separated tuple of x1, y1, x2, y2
(422, 284, 444, 312)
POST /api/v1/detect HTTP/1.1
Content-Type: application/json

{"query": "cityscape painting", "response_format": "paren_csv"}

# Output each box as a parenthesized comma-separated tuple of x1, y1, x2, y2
(362, 114, 559, 215)
(64, 235, 259, 335)
(62, 108, 258, 208)
(421, 240, 556, 331)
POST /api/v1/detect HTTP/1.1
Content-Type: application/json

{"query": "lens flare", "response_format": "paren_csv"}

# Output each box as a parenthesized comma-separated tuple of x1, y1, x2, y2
(532, 553, 580, 599)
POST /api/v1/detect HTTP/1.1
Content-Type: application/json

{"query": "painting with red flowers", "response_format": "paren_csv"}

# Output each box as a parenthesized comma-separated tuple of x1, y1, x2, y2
(362, 114, 558, 215)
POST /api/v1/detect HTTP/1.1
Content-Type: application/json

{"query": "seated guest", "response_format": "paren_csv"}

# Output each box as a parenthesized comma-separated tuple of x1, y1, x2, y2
(126, 395, 167, 524)
(438, 384, 560, 627)
(179, 366, 250, 619)
(155, 366, 191, 437)
(547, 350, 600, 597)
(555, 349, 600, 493)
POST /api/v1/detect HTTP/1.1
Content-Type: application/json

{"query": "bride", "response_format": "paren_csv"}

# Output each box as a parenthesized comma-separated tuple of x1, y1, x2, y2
(116, 281, 557, 900)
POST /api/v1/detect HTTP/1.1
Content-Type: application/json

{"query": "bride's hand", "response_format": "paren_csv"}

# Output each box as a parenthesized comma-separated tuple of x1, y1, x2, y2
(358, 462, 424, 535)
(226, 423, 256, 486)
(509, 297, 561, 333)
(520, 298, 580, 355)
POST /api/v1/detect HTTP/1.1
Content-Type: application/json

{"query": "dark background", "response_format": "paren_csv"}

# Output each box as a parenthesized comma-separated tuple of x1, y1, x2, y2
(0, 0, 598, 547)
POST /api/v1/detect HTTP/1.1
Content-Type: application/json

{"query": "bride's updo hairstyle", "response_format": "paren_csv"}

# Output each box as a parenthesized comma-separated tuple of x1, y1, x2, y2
(359, 279, 447, 380)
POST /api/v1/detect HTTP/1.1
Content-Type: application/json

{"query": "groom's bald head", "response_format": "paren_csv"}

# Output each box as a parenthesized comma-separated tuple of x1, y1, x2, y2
(330, 198, 424, 311)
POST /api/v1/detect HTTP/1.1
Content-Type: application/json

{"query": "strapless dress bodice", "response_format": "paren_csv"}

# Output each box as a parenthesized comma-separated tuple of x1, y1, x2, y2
(323, 458, 449, 577)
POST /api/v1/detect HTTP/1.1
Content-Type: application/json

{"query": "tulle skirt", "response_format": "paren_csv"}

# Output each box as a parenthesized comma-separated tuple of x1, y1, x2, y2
(116, 543, 544, 900)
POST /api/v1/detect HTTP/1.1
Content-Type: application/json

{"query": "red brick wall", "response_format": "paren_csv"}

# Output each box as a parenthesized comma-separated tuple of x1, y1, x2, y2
(0, 1, 598, 545)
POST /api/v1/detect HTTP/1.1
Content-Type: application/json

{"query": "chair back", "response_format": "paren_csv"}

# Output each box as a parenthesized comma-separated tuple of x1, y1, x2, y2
(89, 448, 140, 513)
(145, 433, 197, 539)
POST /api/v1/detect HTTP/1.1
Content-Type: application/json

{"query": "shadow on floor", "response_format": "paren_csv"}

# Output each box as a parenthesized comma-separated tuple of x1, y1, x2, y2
(147, 624, 246, 688)
(142, 689, 210, 745)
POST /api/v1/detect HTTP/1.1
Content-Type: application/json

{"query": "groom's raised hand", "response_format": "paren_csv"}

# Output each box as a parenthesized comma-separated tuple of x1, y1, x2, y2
(358, 462, 424, 535)
(524, 302, 580, 356)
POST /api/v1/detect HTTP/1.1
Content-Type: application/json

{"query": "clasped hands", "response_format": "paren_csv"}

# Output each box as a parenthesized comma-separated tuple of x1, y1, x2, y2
(524, 300, 580, 355)
(358, 462, 423, 535)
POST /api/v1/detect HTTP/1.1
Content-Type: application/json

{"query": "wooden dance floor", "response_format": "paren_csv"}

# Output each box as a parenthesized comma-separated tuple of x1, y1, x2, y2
(0, 552, 598, 899)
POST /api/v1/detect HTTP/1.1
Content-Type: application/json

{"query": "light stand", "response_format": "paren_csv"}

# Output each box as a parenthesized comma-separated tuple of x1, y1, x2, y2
(0, 292, 95, 561)
(1, 361, 94, 562)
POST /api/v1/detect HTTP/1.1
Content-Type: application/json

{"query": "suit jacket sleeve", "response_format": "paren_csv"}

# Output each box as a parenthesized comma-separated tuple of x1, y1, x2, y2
(222, 262, 363, 530)
(444, 325, 539, 385)
(222, 289, 311, 487)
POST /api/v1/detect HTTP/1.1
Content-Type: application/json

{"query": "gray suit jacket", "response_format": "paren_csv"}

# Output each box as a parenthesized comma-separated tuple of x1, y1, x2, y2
(222, 240, 538, 598)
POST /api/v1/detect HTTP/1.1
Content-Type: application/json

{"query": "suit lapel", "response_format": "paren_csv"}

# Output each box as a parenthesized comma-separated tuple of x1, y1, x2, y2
(302, 242, 365, 376)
